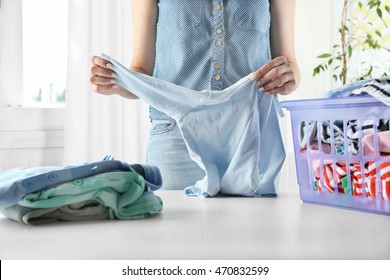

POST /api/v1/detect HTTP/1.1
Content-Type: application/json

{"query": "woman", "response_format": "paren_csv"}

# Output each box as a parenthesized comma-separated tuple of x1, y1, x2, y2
(90, 0, 300, 190)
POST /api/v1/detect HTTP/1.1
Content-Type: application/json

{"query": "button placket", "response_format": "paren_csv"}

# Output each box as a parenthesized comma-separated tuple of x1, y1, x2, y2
(211, 1, 225, 89)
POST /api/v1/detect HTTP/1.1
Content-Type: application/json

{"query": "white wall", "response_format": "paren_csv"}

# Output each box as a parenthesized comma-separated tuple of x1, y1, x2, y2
(278, 0, 336, 192)
(290, 0, 335, 101)
(0, 107, 64, 171)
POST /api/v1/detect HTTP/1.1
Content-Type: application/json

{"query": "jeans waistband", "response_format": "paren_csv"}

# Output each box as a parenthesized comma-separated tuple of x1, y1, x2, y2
(149, 106, 174, 121)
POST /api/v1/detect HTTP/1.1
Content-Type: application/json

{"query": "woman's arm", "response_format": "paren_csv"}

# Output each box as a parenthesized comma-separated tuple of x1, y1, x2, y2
(251, 0, 300, 95)
(130, 0, 158, 76)
(90, 0, 158, 99)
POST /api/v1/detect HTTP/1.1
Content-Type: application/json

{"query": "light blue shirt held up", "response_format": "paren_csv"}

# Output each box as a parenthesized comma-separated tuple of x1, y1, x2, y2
(102, 54, 285, 197)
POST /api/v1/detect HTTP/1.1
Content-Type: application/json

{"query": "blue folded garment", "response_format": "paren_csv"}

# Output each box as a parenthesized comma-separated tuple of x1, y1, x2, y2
(326, 77, 390, 106)
(326, 79, 373, 98)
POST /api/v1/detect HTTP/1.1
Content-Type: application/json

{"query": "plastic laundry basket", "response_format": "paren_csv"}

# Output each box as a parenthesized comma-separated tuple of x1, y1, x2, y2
(281, 96, 390, 215)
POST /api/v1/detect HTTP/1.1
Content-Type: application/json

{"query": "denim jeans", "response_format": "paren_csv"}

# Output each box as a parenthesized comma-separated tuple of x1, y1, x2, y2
(147, 118, 205, 190)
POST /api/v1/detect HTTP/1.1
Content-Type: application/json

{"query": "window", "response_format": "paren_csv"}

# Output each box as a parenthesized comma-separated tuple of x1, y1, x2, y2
(0, 0, 65, 158)
(0, 0, 68, 108)
(22, 0, 68, 107)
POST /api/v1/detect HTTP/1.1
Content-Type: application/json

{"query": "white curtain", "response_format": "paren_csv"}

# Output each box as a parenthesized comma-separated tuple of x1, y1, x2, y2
(64, 0, 149, 165)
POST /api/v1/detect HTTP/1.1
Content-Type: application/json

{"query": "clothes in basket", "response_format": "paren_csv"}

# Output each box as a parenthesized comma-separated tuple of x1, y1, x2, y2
(299, 119, 390, 155)
(296, 78, 390, 201)
(311, 158, 390, 200)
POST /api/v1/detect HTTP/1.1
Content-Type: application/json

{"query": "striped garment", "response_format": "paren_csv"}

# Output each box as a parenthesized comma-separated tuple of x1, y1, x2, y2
(365, 161, 390, 200)
(351, 78, 390, 106)
(315, 161, 390, 200)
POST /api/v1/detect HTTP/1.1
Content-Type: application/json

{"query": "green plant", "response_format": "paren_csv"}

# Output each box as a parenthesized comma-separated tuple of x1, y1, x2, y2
(31, 83, 66, 104)
(32, 88, 43, 102)
(313, 0, 390, 85)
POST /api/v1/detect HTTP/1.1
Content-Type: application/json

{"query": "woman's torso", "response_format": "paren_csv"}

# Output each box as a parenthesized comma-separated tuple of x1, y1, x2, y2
(147, 0, 275, 189)
(154, 0, 272, 91)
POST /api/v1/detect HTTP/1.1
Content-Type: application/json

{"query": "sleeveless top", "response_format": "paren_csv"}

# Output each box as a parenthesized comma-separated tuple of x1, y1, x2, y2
(151, 0, 272, 119)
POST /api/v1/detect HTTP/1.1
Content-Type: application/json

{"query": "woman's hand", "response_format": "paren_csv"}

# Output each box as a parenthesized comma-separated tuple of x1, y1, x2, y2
(90, 56, 141, 99)
(90, 56, 125, 96)
(250, 56, 298, 95)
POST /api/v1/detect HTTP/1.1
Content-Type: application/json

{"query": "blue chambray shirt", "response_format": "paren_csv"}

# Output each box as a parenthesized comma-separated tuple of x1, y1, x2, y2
(154, 0, 271, 91)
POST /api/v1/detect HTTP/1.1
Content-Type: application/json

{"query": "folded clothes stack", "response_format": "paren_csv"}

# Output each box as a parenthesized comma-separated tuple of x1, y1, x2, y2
(0, 159, 163, 225)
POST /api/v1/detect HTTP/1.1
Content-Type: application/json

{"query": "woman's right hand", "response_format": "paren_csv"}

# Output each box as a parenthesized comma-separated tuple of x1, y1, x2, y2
(90, 55, 124, 96)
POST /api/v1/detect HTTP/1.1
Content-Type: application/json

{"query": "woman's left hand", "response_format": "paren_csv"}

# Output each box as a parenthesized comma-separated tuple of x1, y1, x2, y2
(250, 56, 298, 95)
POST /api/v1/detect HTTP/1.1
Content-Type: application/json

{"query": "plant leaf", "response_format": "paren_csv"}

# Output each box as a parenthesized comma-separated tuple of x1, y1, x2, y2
(317, 53, 332, 58)
(377, 8, 382, 18)
(348, 45, 353, 58)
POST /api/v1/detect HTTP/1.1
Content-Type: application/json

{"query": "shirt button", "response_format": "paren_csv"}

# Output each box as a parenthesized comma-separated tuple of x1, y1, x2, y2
(215, 63, 222, 70)
(215, 4, 222, 11)
(215, 39, 222, 47)
(74, 179, 83, 186)
(216, 28, 223, 35)
(48, 173, 58, 181)
(214, 74, 222, 81)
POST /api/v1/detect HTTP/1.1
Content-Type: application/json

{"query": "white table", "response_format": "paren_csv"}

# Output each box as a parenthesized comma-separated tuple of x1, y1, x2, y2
(0, 190, 389, 259)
